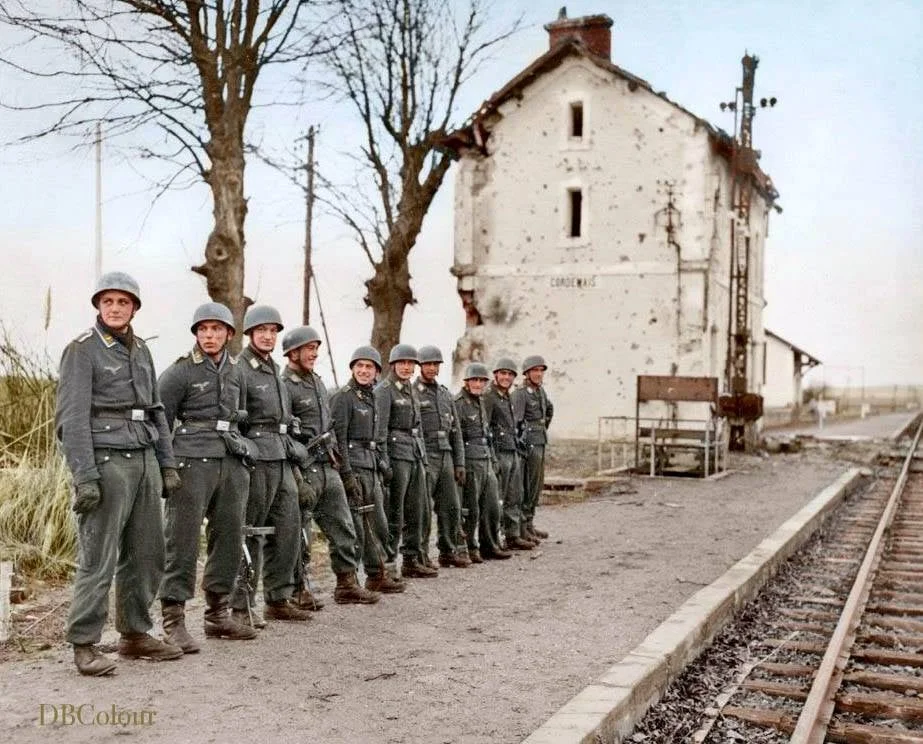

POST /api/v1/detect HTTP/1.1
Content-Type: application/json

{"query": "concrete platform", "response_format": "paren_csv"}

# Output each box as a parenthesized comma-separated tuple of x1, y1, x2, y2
(783, 410, 921, 442)
(523, 467, 864, 744)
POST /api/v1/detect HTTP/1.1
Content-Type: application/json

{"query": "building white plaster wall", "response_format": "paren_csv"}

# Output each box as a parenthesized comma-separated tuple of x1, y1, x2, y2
(763, 334, 799, 408)
(452, 55, 772, 438)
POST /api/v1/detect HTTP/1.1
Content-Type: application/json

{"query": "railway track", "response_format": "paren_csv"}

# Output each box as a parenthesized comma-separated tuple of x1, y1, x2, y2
(702, 420, 923, 743)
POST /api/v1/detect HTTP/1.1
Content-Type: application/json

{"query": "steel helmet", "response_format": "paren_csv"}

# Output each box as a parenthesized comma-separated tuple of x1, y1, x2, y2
(349, 345, 382, 371)
(417, 345, 444, 364)
(521, 354, 548, 373)
(91, 271, 141, 309)
(190, 302, 235, 334)
(242, 304, 284, 334)
(388, 343, 419, 364)
(463, 362, 490, 380)
(492, 357, 518, 374)
(282, 326, 322, 356)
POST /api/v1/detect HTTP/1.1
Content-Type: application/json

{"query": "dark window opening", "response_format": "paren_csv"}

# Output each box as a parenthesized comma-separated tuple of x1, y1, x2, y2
(569, 189, 583, 238)
(570, 102, 584, 138)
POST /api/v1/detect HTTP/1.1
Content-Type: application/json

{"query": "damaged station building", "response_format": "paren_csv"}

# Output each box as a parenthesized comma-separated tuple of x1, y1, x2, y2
(445, 11, 807, 441)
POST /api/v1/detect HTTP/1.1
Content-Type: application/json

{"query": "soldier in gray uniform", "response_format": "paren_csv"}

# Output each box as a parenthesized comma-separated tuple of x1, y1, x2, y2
(375, 344, 437, 579)
(482, 358, 535, 551)
(281, 327, 381, 606)
(414, 346, 469, 568)
(454, 364, 511, 563)
(330, 347, 404, 594)
(229, 305, 311, 624)
(511, 355, 554, 542)
(156, 302, 257, 653)
(56, 271, 183, 676)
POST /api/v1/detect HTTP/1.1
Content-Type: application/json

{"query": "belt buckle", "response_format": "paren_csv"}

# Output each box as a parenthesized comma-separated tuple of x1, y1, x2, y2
(369, 441, 377, 451)
(130, 409, 146, 422)
(278, 424, 288, 435)
(216, 420, 231, 432)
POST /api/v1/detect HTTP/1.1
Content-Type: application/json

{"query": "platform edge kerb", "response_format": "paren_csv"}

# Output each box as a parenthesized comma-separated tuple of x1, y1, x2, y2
(521, 467, 864, 744)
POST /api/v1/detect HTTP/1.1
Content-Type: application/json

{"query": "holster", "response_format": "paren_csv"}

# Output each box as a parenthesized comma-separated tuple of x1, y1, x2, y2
(220, 431, 259, 466)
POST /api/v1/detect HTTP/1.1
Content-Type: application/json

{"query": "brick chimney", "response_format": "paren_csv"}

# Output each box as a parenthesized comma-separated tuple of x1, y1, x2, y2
(544, 11, 614, 60)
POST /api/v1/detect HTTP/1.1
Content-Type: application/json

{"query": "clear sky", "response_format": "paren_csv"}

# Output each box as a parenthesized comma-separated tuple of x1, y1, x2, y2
(1, 0, 920, 393)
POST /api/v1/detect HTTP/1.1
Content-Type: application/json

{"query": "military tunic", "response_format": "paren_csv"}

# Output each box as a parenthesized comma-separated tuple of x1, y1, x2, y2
(415, 377, 465, 559)
(454, 389, 503, 556)
(157, 346, 250, 602)
(282, 366, 359, 577)
(329, 378, 391, 573)
(511, 382, 554, 531)
(482, 381, 523, 541)
(374, 376, 427, 562)
(229, 346, 300, 611)
(56, 322, 176, 646)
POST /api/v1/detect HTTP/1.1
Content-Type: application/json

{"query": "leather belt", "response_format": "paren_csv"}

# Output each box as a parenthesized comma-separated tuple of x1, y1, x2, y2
(249, 422, 288, 435)
(91, 406, 150, 421)
(465, 437, 489, 445)
(179, 419, 238, 432)
(348, 440, 377, 451)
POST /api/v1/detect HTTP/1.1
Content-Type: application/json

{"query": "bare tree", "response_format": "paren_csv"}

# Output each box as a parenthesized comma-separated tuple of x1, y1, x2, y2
(317, 0, 519, 358)
(0, 0, 324, 346)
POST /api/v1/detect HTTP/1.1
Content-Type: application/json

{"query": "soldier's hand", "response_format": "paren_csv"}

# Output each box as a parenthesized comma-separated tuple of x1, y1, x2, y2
(379, 463, 393, 486)
(297, 474, 319, 511)
(161, 467, 182, 498)
(73, 481, 102, 514)
(341, 472, 363, 508)
(454, 466, 466, 486)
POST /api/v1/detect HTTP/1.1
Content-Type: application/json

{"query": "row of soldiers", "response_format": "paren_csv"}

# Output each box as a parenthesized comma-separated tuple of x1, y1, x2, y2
(56, 272, 554, 676)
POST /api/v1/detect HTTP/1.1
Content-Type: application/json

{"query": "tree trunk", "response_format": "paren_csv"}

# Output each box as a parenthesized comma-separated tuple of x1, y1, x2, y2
(365, 232, 414, 361)
(192, 134, 250, 353)
(365, 153, 453, 361)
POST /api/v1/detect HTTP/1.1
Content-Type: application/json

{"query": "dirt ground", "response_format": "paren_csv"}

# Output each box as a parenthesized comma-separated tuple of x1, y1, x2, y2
(0, 444, 857, 744)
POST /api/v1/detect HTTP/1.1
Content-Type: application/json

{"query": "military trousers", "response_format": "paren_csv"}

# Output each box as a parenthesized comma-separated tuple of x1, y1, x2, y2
(351, 467, 391, 574)
(461, 458, 503, 555)
(230, 459, 299, 610)
(495, 450, 523, 540)
(521, 445, 546, 529)
(159, 455, 248, 602)
(386, 458, 425, 562)
(66, 447, 164, 646)
(424, 450, 462, 557)
(299, 462, 359, 577)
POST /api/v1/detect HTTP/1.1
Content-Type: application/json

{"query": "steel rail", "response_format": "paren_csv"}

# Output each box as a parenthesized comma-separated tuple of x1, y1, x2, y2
(789, 418, 923, 744)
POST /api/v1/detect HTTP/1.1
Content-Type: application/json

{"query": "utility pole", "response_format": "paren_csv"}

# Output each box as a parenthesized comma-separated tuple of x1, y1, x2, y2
(94, 122, 103, 282)
(717, 54, 777, 450)
(303, 125, 316, 325)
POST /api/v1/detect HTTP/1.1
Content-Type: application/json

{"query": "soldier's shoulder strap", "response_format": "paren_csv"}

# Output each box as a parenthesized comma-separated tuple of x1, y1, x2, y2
(74, 328, 94, 343)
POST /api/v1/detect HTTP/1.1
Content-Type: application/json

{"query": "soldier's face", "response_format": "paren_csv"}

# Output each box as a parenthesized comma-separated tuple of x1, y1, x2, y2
(293, 341, 320, 372)
(249, 324, 279, 355)
(96, 290, 136, 332)
(420, 361, 440, 383)
(526, 368, 545, 386)
(352, 359, 377, 385)
(465, 378, 488, 396)
(494, 370, 515, 390)
(195, 321, 232, 357)
(393, 360, 415, 381)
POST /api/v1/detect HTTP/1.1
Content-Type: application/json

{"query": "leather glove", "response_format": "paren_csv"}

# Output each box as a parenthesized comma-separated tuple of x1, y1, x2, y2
(73, 481, 101, 514)
(454, 466, 466, 486)
(297, 473, 319, 511)
(161, 467, 182, 498)
(341, 471, 363, 509)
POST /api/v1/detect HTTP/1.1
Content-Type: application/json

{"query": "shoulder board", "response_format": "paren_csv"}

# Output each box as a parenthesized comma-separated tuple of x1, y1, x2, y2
(454, 391, 464, 401)
(416, 382, 426, 393)
(173, 352, 192, 364)
(135, 336, 146, 348)
(74, 328, 94, 343)
(377, 379, 392, 389)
